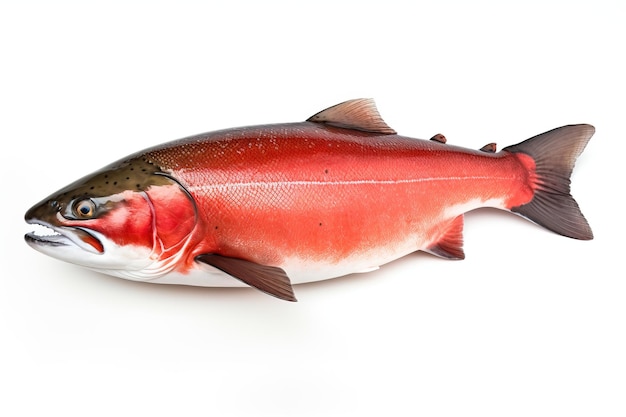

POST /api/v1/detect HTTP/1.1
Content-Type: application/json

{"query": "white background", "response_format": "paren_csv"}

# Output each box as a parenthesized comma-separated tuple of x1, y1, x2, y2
(1, 2, 624, 416)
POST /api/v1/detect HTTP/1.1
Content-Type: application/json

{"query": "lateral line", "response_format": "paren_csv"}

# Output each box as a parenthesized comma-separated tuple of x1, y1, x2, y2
(187, 175, 510, 193)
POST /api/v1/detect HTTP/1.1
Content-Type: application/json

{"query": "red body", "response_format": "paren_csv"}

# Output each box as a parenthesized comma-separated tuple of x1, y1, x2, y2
(25, 99, 592, 299)
(141, 122, 535, 279)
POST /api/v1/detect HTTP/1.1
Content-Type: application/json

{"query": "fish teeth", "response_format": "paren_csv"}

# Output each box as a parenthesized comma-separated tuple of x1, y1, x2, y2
(29, 223, 61, 237)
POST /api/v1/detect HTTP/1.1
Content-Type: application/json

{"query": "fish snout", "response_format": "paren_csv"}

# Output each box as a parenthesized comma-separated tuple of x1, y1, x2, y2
(25, 198, 62, 224)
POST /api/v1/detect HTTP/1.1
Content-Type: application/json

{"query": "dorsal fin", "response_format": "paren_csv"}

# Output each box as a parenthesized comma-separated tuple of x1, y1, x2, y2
(306, 98, 397, 134)
(423, 215, 465, 260)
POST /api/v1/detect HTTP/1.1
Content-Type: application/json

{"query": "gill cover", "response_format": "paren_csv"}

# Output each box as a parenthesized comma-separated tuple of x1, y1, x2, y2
(25, 156, 197, 275)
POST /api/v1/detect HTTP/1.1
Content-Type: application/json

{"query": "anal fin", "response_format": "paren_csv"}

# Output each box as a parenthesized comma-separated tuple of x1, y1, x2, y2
(196, 254, 297, 301)
(424, 215, 465, 260)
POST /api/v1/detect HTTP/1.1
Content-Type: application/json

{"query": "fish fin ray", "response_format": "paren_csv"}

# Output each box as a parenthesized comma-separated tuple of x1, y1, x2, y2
(424, 215, 465, 260)
(195, 254, 297, 301)
(306, 98, 397, 134)
(504, 124, 594, 240)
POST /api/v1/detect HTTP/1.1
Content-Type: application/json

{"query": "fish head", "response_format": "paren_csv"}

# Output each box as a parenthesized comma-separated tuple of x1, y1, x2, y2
(24, 156, 198, 280)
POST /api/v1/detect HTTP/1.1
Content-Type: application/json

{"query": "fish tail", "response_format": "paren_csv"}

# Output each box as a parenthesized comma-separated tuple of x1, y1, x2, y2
(503, 124, 595, 240)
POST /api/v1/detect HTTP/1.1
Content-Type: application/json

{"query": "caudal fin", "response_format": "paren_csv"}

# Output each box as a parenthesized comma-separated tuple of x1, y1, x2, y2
(503, 124, 594, 240)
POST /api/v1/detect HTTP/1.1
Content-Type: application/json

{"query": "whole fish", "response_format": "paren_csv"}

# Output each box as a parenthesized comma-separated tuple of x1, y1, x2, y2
(25, 99, 594, 301)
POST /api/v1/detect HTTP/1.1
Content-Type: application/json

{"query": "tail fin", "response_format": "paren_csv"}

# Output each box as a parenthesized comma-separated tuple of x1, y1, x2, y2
(503, 124, 594, 240)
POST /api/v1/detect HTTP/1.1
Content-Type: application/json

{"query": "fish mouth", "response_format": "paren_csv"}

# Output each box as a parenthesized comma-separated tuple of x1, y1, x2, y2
(25, 221, 104, 254)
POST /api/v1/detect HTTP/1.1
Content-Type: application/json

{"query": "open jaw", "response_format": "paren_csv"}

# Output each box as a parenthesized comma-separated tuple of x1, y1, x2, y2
(25, 221, 104, 254)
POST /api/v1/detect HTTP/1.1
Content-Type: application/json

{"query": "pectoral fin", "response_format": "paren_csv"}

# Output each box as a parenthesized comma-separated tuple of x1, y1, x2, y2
(196, 254, 297, 302)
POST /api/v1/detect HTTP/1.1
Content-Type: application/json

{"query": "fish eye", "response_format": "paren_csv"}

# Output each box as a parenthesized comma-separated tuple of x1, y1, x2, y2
(73, 199, 97, 219)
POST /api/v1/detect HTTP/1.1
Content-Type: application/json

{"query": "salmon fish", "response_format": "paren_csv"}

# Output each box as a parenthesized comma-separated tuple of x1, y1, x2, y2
(24, 99, 594, 301)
